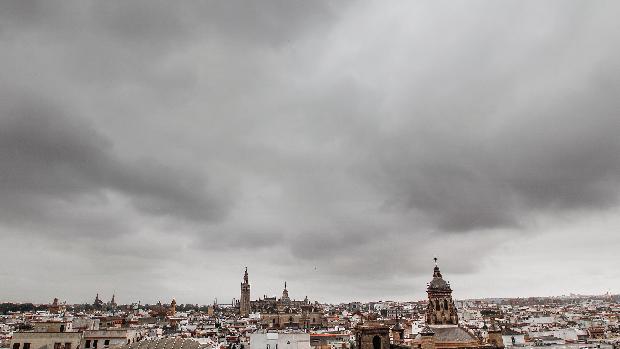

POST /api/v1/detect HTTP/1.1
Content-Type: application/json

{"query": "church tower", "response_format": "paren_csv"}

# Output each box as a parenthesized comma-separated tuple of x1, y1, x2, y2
(426, 258, 458, 325)
(240, 267, 251, 317)
(280, 282, 291, 303)
(169, 298, 177, 316)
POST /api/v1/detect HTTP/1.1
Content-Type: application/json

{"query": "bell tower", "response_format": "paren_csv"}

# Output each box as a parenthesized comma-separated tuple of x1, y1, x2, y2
(280, 281, 291, 303)
(426, 258, 458, 325)
(240, 267, 251, 317)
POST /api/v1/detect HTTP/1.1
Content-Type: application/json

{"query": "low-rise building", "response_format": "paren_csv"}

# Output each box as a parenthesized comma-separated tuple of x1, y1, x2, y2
(10, 331, 83, 349)
(250, 332, 311, 349)
(82, 329, 140, 349)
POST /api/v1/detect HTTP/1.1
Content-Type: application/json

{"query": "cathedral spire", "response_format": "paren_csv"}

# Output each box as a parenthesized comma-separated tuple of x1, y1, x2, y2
(281, 281, 290, 303)
(433, 257, 442, 278)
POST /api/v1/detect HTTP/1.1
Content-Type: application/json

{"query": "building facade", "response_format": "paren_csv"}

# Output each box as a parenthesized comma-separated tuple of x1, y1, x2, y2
(11, 332, 83, 349)
(250, 332, 311, 349)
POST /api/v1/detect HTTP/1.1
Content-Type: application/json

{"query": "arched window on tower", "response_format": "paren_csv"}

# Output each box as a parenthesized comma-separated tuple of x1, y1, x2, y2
(372, 336, 382, 349)
(435, 300, 440, 311)
(444, 299, 448, 310)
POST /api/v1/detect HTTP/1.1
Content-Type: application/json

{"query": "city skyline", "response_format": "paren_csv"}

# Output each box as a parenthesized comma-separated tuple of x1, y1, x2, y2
(4, 262, 617, 306)
(2, 1, 620, 305)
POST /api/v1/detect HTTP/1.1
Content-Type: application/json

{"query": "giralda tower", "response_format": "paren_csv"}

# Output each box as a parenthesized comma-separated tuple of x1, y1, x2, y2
(240, 267, 251, 317)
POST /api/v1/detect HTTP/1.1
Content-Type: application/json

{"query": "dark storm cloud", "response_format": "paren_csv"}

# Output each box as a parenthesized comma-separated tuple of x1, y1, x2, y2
(340, 2, 620, 232)
(1, 0, 620, 303)
(0, 0, 344, 46)
(0, 90, 230, 231)
(362, 88, 620, 232)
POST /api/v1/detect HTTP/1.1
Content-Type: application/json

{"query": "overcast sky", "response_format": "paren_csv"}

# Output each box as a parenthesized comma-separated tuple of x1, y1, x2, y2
(1, 1, 620, 305)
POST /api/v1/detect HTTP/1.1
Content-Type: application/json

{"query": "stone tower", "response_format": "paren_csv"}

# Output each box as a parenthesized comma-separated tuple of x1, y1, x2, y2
(169, 298, 177, 316)
(426, 258, 458, 325)
(420, 325, 436, 349)
(93, 293, 103, 309)
(280, 282, 291, 303)
(488, 319, 504, 348)
(355, 324, 390, 349)
(391, 319, 405, 344)
(240, 267, 251, 317)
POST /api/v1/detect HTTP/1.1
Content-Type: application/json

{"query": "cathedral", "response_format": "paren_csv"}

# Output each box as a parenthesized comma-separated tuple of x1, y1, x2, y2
(356, 259, 503, 349)
(238, 268, 326, 329)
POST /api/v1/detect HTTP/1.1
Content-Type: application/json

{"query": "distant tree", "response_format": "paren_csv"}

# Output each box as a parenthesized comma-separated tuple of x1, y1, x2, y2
(0, 302, 47, 314)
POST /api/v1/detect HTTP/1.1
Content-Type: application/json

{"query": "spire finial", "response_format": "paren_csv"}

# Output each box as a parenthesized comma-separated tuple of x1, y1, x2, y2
(433, 257, 442, 277)
(284, 281, 287, 290)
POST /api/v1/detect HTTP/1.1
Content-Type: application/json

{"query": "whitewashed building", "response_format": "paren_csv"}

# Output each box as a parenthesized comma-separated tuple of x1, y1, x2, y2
(249, 332, 311, 349)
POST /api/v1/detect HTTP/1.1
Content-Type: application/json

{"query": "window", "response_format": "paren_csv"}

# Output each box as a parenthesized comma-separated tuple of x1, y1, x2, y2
(12, 343, 20, 349)
(93, 340, 98, 348)
(372, 336, 382, 349)
(85, 340, 91, 348)
(104, 340, 110, 347)
(24, 344, 31, 349)
(54, 343, 62, 349)
(65, 343, 72, 349)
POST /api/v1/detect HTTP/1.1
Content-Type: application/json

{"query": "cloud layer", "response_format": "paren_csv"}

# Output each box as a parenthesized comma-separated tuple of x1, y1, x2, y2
(1, 0, 620, 304)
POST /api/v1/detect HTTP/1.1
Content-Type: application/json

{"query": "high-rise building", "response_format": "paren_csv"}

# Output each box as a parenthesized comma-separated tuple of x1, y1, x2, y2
(240, 267, 251, 317)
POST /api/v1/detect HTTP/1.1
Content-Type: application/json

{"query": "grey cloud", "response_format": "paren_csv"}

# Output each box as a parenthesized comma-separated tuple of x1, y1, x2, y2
(342, 4, 620, 233)
(360, 81, 620, 232)
(0, 1, 345, 46)
(1, 1, 620, 303)
(0, 90, 230, 231)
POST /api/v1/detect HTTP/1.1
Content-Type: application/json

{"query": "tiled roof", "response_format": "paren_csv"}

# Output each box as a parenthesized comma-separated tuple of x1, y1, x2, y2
(121, 338, 209, 349)
(430, 325, 479, 343)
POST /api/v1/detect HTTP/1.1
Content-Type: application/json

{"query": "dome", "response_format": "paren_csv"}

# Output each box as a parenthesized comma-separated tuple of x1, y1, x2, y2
(427, 263, 452, 291)
(428, 276, 451, 290)
(415, 325, 480, 344)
